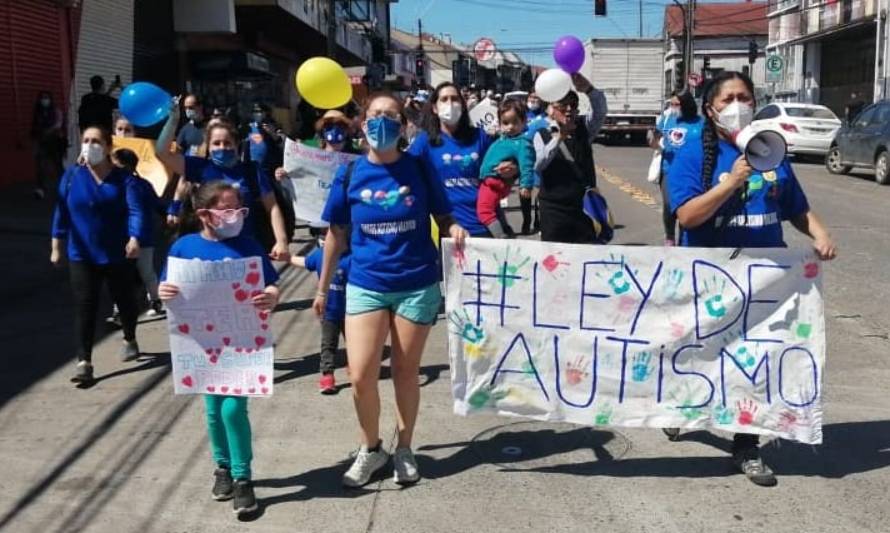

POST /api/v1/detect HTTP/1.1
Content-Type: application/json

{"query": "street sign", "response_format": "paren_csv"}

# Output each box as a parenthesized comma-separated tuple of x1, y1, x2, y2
(687, 72, 702, 87)
(473, 37, 496, 62)
(766, 54, 784, 83)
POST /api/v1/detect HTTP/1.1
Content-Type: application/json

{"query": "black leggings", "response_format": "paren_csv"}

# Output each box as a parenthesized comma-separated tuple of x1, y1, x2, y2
(69, 261, 140, 362)
(520, 195, 539, 232)
(320, 319, 344, 374)
(660, 172, 677, 241)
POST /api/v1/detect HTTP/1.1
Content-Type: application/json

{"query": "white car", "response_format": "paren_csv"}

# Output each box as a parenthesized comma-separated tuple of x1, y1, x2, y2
(751, 103, 841, 157)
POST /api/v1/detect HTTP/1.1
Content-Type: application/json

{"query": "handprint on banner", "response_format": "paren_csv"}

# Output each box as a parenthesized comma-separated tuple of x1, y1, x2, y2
(734, 345, 757, 369)
(565, 356, 590, 386)
(663, 268, 685, 301)
(468, 385, 509, 409)
(736, 399, 759, 425)
(698, 276, 738, 319)
(594, 403, 614, 425)
(493, 246, 531, 288)
(449, 308, 487, 357)
(541, 252, 571, 279)
(668, 385, 706, 421)
(713, 405, 735, 425)
(631, 352, 654, 382)
(777, 410, 798, 433)
(595, 253, 633, 295)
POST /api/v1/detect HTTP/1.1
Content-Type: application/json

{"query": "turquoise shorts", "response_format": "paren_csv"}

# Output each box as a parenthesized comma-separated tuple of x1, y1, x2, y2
(345, 283, 441, 325)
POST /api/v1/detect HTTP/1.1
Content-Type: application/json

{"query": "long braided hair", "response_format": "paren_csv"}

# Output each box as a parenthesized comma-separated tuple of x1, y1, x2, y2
(700, 70, 755, 190)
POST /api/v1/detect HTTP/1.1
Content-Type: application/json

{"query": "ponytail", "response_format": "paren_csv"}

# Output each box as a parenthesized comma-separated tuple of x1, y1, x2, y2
(700, 109, 718, 190)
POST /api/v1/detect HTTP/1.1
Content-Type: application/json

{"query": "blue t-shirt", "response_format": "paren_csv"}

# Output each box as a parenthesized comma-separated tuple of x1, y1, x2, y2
(162, 233, 279, 286)
(183, 156, 273, 237)
(657, 114, 704, 172)
(304, 248, 350, 322)
(176, 121, 205, 156)
(668, 137, 810, 248)
(408, 128, 492, 236)
(51, 165, 144, 264)
(133, 176, 160, 247)
(246, 123, 268, 166)
(322, 153, 452, 293)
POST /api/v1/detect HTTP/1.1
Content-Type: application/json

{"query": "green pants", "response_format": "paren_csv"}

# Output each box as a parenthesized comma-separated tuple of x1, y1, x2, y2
(204, 395, 253, 480)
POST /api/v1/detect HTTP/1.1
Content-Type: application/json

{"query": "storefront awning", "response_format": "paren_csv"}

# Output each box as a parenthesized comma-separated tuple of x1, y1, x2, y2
(786, 16, 875, 46)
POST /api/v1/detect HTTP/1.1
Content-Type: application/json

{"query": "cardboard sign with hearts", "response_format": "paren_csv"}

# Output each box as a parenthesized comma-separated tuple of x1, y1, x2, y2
(165, 256, 275, 397)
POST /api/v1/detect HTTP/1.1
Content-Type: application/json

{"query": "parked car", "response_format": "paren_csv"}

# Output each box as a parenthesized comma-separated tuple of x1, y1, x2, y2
(826, 100, 890, 185)
(751, 103, 841, 158)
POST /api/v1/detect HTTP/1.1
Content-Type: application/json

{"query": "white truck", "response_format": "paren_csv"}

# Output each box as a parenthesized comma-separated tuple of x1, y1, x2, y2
(583, 38, 664, 144)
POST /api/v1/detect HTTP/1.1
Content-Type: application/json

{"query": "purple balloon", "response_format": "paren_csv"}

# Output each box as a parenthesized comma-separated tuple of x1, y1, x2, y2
(554, 36, 585, 74)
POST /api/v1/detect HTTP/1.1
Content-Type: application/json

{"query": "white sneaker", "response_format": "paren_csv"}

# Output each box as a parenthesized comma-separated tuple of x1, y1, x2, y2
(342, 444, 389, 488)
(392, 447, 420, 485)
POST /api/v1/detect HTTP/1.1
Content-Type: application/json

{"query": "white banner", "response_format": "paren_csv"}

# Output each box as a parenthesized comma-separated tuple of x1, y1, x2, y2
(443, 239, 826, 444)
(166, 257, 275, 397)
(469, 99, 499, 135)
(281, 139, 359, 226)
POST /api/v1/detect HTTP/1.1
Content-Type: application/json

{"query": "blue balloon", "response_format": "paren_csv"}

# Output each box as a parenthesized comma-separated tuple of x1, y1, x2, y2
(119, 82, 172, 127)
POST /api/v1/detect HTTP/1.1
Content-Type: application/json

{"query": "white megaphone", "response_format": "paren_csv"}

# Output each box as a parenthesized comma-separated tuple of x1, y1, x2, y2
(732, 126, 787, 172)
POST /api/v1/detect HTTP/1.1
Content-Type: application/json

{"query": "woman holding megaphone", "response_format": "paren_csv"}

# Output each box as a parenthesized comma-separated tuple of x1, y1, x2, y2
(667, 70, 837, 487)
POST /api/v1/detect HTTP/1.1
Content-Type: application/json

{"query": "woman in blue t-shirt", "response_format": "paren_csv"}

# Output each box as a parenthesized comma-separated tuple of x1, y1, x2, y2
(155, 100, 291, 262)
(316, 93, 468, 488)
(651, 90, 703, 246)
(667, 71, 837, 487)
(408, 82, 517, 237)
(50, 126, 145, 385)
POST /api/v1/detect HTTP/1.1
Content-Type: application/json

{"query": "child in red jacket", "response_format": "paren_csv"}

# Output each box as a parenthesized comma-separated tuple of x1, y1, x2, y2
(476, 99, 535, 238)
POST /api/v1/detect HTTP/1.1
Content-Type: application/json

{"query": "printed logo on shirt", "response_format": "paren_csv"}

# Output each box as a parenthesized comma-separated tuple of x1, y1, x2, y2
(360, 219, 418, 235)
(441, 152, 480, 170)
(668, 127, 688, 146)
(359, 186, 415, 209)
(187, 145, 201, 157)
(763, 170, 778, 182)
(443, 177, 480, 188)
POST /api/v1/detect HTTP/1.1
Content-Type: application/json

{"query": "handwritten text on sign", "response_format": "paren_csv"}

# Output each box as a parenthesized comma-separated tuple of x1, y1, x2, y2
(282, 139, 359, 226)
(442, 239, 825, 444)
(166, 257, 274, 397)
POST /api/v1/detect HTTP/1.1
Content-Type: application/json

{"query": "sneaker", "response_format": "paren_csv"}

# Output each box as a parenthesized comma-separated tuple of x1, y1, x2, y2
(664, 238, 676, 247)
(212, 467, 234, 501)
(392, 447, 420, 485)
(662, 428, 681, 441)
(120, 340, 140, 362)
(342, 442, 389, 488)
(70, 361, 93, 384)
(232, 479, 258, 516)
(733, 446, 777, 487)
(146, 300, 166, 317)
(319, 373, 336, 395)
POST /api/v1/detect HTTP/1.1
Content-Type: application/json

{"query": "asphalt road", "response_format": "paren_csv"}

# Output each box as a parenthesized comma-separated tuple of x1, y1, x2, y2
(0, 146, 889, 533)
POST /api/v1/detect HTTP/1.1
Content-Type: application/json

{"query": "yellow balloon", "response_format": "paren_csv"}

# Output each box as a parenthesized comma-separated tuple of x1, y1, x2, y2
(295, 57, 352, 110)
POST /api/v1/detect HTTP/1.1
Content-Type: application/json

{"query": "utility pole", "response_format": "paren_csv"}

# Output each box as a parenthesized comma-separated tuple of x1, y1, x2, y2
(418, 18, 423, 50)
(688, 0, 696, 81)
(326, 0, 337, 59)
(639, 0, 643, 38)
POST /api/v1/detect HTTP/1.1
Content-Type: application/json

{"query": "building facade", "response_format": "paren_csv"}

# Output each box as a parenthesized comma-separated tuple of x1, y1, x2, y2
(664, 2, 769, 100)
(766, 0, 880, 116)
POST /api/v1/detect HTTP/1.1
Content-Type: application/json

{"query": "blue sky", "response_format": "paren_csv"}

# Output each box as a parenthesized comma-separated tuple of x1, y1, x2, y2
(391, 0, 675, 67)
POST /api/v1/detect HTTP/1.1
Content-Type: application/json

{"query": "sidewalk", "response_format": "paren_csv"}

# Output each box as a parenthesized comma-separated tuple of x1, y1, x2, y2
(2, 181, 890, 532)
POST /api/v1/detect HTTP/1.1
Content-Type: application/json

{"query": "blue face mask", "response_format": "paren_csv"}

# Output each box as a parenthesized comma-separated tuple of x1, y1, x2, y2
(323, 125, 346, 145)
(365, 116, 401, 151)
(210, 148, 238, 168)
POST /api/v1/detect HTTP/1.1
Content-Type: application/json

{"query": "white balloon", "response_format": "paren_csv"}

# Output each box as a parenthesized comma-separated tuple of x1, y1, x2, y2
(535, 68, 573, 103)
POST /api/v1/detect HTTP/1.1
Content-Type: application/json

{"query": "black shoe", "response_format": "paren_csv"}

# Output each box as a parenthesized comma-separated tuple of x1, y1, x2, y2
(70, 361, 94, 384)
(521, 224, 531, 235)
(732, 446, 777, 487)
(212, 467, 234, 501)
(662, 428, 681, 441)
(232, 479, 258, 516)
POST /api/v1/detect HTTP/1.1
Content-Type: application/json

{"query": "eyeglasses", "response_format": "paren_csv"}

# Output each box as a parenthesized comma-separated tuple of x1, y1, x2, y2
(200, 207, 249, 222)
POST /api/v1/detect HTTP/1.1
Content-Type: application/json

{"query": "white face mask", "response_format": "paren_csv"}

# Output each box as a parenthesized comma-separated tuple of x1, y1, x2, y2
(81, 143, 105, 166)
(714, 100, 754, 133)
(213, 213, 244, 239)
(437, 102, 463, 127)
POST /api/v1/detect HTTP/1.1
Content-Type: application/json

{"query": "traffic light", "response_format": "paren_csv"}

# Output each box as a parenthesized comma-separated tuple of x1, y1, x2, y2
(594, 0, 606, 16)
(415, 52, 425, 82)
(748, 41, 758, 65)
